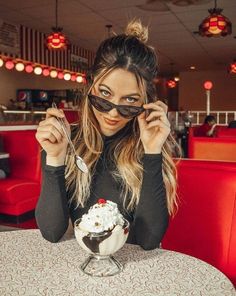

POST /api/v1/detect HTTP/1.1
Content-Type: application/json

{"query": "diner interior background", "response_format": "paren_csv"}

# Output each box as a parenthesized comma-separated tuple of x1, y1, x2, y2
(0, 0, 235, 112)
(1, 2, 236, 288)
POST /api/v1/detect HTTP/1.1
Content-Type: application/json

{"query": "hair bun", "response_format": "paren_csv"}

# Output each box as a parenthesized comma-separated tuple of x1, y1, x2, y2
(125, 19, 148, 44)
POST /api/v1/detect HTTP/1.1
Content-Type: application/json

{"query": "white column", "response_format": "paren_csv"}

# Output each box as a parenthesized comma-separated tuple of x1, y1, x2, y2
(206, 90, 211, 115)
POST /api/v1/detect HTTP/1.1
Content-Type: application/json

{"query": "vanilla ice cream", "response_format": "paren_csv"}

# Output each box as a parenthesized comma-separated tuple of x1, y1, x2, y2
(74, 199, 129, 256)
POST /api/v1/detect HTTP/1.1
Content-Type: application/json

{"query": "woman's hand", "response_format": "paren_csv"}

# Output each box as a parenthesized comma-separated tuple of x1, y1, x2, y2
(137, 100, 170, 154)
(35, 107, 70, 166)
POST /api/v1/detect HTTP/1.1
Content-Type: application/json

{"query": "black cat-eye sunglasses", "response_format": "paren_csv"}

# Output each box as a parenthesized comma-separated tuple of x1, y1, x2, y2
(88, 94, 144, 119)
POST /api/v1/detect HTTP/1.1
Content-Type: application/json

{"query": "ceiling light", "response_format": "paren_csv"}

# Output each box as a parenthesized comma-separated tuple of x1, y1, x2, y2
(229, 61, 236, 74)
(5, 60, 14, 70)
(190, 66, 196, 70)
(34, 66, 42, 75)
(42, 68, 50, 76)
(25, 64, 34, 73)
(167, 79, 177, 88)
(15, 62, 25, 72)
(46, 0, 69, 50)
(105, 24, 113, 38)
(57, 72, 64, 79)
(174, 76, 180, 82)
(71, 74, 76, 81)
(64, 73, 71, 81)
(204, 80, 213, 90)
(50, 70, 58, 78)
(76, 75, 83, 83)
(0, 55, 83, 81)
(198, 0, 232, 37)
(0, 57, 4, 67)
(167, 62, 178, 88)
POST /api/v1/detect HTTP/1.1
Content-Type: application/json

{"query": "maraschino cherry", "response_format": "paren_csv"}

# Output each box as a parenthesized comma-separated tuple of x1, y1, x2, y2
(98, 198, 106, 204)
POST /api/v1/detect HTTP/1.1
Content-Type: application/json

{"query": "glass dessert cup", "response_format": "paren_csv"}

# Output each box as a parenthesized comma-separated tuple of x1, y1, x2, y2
(74, 218, 129, 277)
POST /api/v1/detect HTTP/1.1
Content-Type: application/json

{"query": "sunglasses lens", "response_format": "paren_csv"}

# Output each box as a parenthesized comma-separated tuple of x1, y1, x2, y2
(89, 95, 112, 112)
(118, 106, 143, 118)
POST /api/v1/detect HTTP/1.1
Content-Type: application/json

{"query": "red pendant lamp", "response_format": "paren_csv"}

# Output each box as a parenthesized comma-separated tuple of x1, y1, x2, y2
(167, 79, 177, 88)
(46, 0, 69, 50)
(167, 62, 178, 89)
(198, 0, 232, 37)
(229, 61, 236, 74)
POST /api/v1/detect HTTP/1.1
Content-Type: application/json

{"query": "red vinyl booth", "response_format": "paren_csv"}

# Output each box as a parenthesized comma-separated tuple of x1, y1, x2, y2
(64, 110, 79, 124)
(217, 127, 236, 138)
(188, 126, 236, 162)
(0, 130, 41, 221)
(162, 159, 236, 286)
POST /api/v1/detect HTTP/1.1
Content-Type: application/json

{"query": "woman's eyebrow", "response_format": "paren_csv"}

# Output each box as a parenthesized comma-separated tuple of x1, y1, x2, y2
(122, 93, 141, 97)
(99, 83, 141, 97)
(99, 84, 112, 92)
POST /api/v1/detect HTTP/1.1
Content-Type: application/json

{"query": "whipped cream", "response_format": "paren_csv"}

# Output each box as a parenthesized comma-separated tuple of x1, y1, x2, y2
(79, 199, 124, 233)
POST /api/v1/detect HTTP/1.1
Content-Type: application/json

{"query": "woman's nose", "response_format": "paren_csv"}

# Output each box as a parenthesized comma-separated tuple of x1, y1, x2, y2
(108, 107, 119, 117)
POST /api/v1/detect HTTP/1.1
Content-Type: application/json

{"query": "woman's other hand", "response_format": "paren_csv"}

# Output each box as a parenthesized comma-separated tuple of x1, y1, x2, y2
(35, 107, 70, 166)
(137, 100, 170, 154)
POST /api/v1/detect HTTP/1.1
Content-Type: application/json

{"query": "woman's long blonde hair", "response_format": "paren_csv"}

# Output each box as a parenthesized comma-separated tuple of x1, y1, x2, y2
(65, 19, 178, 215)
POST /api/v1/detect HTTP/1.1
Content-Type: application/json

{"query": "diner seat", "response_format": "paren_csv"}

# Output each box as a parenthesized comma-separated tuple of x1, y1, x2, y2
(63, 110, 79, 124)
(188, 126, 236, 161)
(0, 130, 41, 222)
(0, 178, 40, 215)
(162, 159, 236, 286)
(217, 127, 236, 138)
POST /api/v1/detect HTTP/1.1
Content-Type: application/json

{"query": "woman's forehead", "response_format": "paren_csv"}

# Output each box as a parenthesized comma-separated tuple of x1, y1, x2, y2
(94, 68, 145, 95)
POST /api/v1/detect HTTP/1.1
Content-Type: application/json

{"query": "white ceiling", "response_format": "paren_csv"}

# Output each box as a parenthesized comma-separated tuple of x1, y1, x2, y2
(0, 0, 235, 75)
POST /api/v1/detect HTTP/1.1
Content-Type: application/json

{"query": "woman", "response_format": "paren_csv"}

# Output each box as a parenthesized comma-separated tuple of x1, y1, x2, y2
(35, 20, 178, 250)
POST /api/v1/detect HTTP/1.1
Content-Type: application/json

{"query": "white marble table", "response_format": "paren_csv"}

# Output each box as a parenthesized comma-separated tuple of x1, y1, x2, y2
(0, 230, 235, 296)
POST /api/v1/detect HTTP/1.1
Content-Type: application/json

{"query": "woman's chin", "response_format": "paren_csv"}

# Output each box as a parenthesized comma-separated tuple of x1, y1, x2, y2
(100, 127, 120, 137)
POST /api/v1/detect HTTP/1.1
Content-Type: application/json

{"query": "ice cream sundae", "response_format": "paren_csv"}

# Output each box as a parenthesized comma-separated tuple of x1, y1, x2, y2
(74, 198, 129, 276)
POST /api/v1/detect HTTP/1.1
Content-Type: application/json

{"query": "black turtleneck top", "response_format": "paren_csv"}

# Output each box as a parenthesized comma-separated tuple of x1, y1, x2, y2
(35, 130, 169, 250)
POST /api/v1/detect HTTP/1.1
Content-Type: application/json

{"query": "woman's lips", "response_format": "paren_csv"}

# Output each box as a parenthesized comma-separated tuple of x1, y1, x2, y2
(104, 117, 120, 126)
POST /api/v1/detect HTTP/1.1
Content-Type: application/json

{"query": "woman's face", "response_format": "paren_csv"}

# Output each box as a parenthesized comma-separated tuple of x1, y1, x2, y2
(91, 68, 144, 136)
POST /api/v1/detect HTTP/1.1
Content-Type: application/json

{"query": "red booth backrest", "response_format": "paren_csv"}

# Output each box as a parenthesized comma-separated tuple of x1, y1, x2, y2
(0, 130, 41, 181)
(162, 159, 236, 286)
(190, 125, 225, 137)
(217, 127, 236, 138)
(188, 127, 236, 162)
(188, 137, 236, 161)
(64, 110, 79, 124)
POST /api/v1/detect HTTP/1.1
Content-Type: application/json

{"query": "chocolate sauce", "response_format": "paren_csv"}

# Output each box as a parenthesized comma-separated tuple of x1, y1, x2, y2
(82, 231, 112, 253)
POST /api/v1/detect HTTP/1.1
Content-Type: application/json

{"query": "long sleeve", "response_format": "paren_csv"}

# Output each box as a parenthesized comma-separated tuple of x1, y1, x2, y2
(35, 150, 69, 243)
(133, 154, 169, 250)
